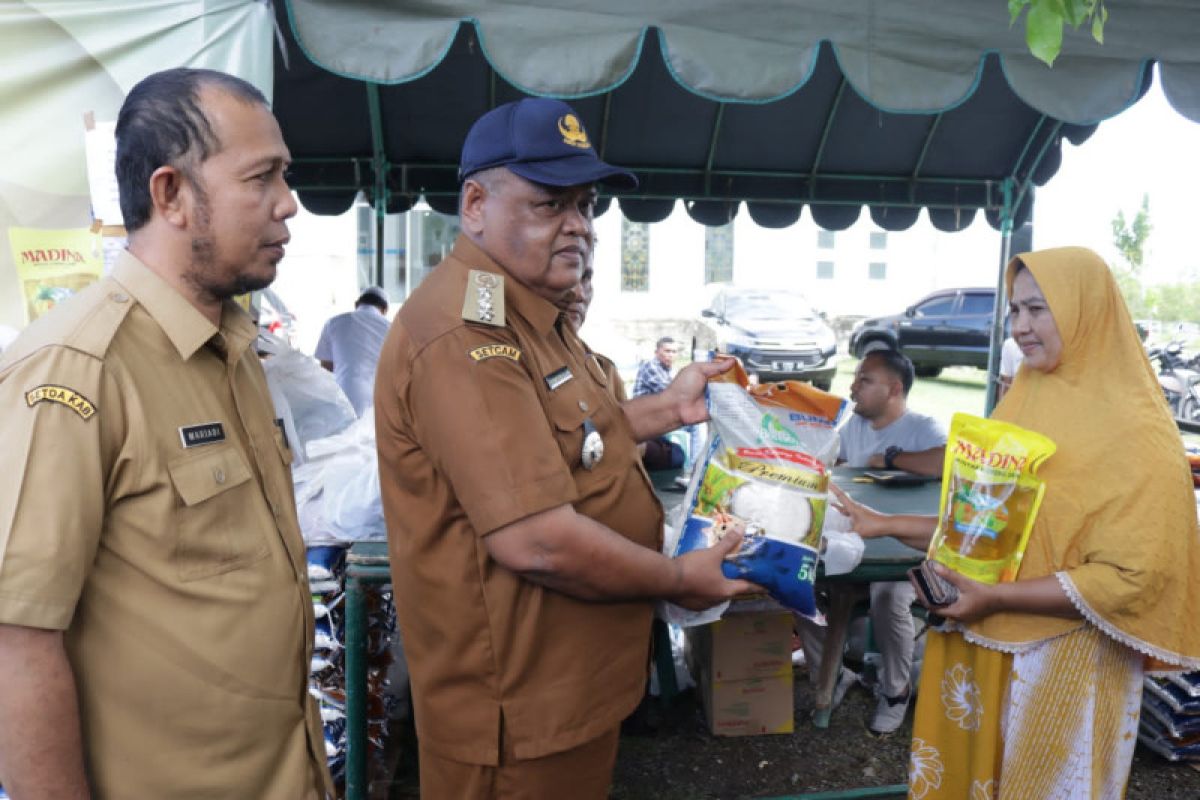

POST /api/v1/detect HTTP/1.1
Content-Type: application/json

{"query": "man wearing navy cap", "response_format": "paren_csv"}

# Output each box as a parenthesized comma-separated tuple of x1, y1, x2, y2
(375, 98, 752, 797)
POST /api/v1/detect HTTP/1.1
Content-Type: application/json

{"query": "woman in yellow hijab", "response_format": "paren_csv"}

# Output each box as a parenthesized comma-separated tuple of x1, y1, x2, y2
(832, 246, 1200, 798)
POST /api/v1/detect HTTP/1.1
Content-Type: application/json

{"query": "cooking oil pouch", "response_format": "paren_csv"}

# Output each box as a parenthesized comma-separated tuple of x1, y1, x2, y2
(673, 361, 848, 620)
(929, 413, 1056, 584)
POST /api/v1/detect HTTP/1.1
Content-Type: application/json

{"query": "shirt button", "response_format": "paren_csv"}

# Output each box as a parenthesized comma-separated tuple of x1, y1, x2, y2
(109, 291, 129, 303)
(578, 400, 589, 412)
(213, 467, 226, 484)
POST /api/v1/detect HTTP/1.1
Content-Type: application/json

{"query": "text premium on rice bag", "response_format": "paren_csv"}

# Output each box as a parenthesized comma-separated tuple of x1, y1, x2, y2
(929, 413, 1056, 584)
(674, 361, 848, 620)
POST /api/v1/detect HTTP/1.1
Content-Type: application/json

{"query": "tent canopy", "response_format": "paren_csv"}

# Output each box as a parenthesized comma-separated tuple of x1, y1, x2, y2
(272, 0, 1199, 231)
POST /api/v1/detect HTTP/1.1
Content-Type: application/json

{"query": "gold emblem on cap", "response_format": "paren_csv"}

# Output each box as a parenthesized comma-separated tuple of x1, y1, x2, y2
(558, 114, 590, 149)
(462, 269, 506, 327)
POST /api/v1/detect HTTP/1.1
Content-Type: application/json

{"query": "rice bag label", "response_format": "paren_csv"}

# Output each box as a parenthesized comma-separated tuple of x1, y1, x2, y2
(930, 413, 1056, 584)
(727, 449, 828, 494)
(674, 361, 847, 620)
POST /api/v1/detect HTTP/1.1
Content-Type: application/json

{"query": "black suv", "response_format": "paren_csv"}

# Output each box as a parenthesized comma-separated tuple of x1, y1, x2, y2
(848, 288, 996, 377)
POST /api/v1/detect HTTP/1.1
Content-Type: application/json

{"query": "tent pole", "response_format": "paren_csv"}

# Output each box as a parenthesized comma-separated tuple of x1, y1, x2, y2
(984, 180, 1015, 415)
(366, 83, 389, 286)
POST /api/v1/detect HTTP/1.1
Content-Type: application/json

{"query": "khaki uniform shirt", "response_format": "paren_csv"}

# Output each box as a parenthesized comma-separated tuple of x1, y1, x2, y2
(375, 236, 663, 765)
(593, 351, 627, 402)
(0, 252, 331, 799)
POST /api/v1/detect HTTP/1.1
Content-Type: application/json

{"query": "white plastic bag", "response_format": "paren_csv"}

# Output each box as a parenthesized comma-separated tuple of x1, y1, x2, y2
(647, 621, 696, 695)
(819, 506, 866, 576)
(292, 413, 386, 544)
(263, 346, 356, 458)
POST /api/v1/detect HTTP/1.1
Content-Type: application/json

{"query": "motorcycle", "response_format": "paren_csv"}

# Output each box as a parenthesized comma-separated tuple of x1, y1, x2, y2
(1147, 341, 1200, 422)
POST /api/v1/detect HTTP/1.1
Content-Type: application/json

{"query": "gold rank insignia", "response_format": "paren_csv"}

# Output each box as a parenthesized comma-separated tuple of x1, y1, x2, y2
(25, 384, 97, 420)
(462, 269, 506, 327)
(469, 344, 521, 363)
(557, 114, 590, 149)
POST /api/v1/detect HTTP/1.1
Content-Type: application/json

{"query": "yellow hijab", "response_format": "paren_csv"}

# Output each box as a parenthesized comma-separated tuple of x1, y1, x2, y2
(967, 246, 1200, 670)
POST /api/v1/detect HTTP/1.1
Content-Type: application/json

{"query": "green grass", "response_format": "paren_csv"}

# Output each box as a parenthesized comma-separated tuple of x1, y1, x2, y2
(830, 358, 988, 430)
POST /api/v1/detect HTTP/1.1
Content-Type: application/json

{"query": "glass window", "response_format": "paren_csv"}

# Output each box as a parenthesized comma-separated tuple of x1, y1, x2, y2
(914, 295, 956, 317)
(817, 230, 835, 249)
(621, 219, 650, 292)
(868, 262, 887, 280)
(960, 292, 995, 315)
(357, 201, 459, 302)
(408, 209, 459, 293)
(356, 205, 375, 288)
(704, 222, 734, 284)
(816, 260, 834, 279)
(870, 231, 887, 250)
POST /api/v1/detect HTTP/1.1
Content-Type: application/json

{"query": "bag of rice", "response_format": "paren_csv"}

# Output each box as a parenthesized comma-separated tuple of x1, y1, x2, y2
(928, 413, 1056, 584)
(673, 361, 848, 620)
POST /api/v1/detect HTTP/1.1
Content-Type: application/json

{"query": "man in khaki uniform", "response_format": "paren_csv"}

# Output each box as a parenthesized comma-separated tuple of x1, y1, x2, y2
(0, 69, 331, 799)
(375, 98, 754, 799)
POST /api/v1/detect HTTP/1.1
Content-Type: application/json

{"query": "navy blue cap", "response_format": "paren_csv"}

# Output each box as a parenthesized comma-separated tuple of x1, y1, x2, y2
(459, 98, 638, 189)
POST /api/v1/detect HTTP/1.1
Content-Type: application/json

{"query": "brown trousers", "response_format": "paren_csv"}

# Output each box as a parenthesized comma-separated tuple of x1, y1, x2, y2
(418, 726, 621, 799)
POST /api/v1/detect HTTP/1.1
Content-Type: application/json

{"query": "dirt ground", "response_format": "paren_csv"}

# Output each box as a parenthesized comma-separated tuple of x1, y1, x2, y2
(608, 674, 1200, 800)
(380, 666, 1200, 799)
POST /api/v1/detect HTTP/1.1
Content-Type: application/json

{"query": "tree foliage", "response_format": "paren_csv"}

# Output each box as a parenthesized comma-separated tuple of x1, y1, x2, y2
(1109, 197, 1200, 331)
(1110, 195, 1151, 318)
(1009, 0, 1108, 66)
(1104, 195, 1152, 316)
(1112, 194, 1152, 276)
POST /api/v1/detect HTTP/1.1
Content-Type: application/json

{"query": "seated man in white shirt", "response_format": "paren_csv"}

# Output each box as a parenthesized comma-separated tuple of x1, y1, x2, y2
(802, 347, 946, 735)
(314, 286, 391, 416)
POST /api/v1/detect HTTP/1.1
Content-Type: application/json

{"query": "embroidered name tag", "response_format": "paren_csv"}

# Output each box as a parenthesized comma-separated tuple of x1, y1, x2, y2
(25, 384, 97, 420)
(179, 422, 226, 449)
(545, 367, 573, 392)
(469, 344, 522, 363)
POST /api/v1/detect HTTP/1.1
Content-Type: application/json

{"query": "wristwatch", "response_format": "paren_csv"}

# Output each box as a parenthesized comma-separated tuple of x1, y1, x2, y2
(884, 445, 903, 470)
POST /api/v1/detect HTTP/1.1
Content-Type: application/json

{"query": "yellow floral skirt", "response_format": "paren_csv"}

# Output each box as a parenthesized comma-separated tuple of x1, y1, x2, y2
(908, 625, 1142, 799)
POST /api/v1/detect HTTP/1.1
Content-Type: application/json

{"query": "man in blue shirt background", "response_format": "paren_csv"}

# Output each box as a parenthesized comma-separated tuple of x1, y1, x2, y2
(633, 337, 684, 469)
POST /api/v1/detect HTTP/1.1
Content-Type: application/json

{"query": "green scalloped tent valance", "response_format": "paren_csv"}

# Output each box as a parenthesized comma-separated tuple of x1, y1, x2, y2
(285, 0, 1200, 125)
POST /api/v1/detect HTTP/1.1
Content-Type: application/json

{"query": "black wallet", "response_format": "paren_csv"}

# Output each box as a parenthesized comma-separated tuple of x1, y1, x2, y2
(908, 560, 959, 607)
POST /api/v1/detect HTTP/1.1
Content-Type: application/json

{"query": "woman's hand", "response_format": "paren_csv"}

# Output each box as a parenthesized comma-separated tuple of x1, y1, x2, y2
(916, 562, 997, 624)
(913, 564, 1079, 624)
(829, 484, 938, 549)
(828, 483, 890, 538)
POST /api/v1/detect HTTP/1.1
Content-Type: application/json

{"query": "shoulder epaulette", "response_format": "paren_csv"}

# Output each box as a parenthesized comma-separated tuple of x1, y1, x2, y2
(1, 278, 134, 365)
(63, 280, 137, 359)
(461, 269, 505, 327)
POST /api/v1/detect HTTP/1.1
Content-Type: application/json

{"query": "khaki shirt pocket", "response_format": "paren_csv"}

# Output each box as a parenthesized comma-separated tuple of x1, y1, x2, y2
(167, 445, 269, 581)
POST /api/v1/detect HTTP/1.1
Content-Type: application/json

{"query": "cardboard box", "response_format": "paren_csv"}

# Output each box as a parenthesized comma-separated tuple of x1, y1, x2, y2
(689, 610, 793, 682)
(698, 672, 795, 736)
